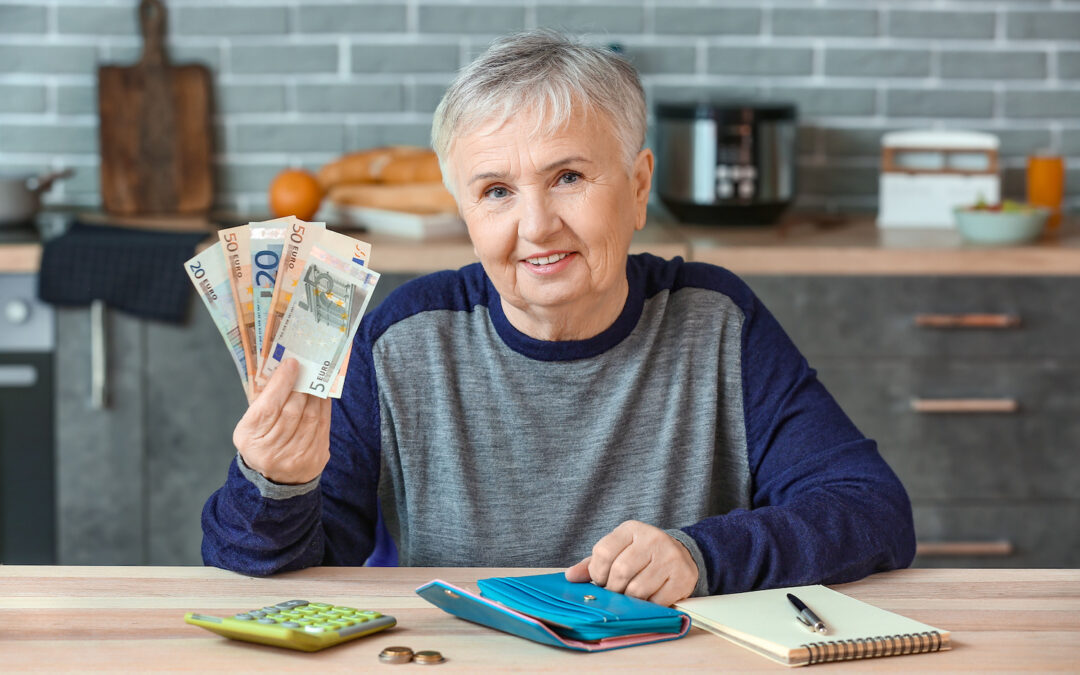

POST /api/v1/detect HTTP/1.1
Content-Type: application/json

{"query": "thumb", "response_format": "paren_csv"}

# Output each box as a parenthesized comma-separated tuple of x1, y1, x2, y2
(565, 557, 592, 583)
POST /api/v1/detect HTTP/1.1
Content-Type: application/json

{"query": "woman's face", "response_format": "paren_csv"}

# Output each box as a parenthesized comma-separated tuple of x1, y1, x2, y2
(448, 107, 654, 341)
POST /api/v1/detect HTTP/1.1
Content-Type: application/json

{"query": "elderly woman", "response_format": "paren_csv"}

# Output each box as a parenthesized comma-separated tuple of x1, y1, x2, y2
(203, 30, 915, 605)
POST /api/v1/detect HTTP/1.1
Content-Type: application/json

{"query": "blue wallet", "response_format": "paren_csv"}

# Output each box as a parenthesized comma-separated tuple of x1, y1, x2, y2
(416, 573, 690, 652)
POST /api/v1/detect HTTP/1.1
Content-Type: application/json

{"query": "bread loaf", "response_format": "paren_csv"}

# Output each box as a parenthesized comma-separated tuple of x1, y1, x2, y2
(318, 146, 442, 189)
(329, 182, 458, 215)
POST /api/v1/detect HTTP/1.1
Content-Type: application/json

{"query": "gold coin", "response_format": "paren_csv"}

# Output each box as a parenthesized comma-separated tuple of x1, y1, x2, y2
(378, 646, 414, 664)
(413, 650, 446, 665)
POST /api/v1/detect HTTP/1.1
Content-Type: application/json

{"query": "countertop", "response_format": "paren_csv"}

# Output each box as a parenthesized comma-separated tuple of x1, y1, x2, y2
(2, 210, 1078, 275)
(2, 566, 1078, 671)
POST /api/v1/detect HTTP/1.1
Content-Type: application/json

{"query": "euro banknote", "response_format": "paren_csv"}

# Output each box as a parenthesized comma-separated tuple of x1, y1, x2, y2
(259, 237, 380, 399)
(249, 217, 292, 375)
(183, 242, 252, 402)
(254, 219, 326, 388)
(218, 225, 258, 394)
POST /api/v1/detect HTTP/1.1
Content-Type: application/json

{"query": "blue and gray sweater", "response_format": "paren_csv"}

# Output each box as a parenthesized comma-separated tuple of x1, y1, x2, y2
(202, 254, 915, 596)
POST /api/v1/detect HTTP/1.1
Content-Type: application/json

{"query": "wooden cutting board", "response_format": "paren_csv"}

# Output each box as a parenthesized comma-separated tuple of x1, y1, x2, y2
(98, 0, 213, 215)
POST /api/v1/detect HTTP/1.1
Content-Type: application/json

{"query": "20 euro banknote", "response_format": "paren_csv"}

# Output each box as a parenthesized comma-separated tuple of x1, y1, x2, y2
(183, 242, 252, 401)
(249, 217, 294, 375)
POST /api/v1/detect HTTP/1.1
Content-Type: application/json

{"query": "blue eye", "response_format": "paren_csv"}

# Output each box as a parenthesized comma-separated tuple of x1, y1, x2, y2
(485, 186, 509, 199)
(560, 172, 581, 184)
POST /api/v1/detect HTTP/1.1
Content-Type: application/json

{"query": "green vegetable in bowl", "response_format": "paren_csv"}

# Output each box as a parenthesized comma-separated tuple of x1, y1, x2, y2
(963, 199, 1035, 213)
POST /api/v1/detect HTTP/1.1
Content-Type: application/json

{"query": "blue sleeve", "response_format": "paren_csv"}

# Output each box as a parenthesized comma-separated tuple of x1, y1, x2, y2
(681, 274, 916, 594)
(200, 321, 385, 575)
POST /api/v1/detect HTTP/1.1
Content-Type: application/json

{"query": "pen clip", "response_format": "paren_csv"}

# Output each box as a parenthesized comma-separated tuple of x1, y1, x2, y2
(795, 613, 814, 629)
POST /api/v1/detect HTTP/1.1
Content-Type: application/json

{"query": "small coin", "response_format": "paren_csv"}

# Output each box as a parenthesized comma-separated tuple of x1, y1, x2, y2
(378, 646, 415, 664)
(413, 650, 446, 665)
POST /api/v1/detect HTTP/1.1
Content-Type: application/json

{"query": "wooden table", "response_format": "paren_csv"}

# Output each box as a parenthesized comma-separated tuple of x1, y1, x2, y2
(2, 567, 1078, 671)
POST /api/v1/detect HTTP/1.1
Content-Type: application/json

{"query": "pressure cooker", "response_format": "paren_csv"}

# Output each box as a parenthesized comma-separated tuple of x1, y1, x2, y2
(654, 102, 797, 225)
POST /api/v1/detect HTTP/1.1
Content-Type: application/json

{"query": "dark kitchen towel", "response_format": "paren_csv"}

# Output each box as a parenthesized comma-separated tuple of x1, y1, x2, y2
(38, 221, 209, 323)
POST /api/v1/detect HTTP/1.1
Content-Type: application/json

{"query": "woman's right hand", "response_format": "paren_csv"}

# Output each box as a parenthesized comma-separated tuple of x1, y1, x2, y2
(233, 358, 333, 485)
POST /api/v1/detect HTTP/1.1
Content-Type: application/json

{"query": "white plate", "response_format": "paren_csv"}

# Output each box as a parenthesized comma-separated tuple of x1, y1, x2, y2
(317, 203, 466, 240)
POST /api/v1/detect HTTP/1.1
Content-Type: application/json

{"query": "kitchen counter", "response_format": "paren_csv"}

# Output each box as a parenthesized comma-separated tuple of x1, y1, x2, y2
(2, 211, 1078, 275)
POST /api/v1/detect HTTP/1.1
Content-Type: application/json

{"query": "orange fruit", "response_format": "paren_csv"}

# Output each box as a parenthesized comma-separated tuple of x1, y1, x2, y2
(268, 169, 323, 220)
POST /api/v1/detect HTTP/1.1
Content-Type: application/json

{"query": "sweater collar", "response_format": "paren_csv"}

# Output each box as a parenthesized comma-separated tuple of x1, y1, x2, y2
(485, 257, 645, 362)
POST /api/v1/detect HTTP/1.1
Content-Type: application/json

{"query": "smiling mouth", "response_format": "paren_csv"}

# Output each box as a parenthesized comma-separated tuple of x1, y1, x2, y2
(525, 252, 571, 266)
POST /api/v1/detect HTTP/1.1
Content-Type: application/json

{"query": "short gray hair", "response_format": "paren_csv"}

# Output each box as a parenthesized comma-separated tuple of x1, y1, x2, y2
(431, 29, 646, 193)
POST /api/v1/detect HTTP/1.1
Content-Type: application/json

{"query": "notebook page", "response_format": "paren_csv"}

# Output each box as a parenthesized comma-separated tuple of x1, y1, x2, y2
(676, 585, 948, 659)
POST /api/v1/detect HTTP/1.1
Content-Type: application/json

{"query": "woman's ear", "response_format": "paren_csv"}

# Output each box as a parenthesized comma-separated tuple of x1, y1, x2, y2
(632, 148, 654, 230)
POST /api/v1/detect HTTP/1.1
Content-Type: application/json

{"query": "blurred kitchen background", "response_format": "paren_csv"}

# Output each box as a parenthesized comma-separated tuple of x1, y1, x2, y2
(1, 1, 1078, 569)
(0, 0, 1077, 213)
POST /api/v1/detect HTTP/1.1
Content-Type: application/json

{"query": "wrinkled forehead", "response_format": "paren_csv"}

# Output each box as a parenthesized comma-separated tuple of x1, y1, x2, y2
(447, 102, 604, 162)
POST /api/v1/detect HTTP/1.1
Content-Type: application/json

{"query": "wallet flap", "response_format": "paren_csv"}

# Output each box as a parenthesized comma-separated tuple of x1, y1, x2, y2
(477, 573, 685, 634)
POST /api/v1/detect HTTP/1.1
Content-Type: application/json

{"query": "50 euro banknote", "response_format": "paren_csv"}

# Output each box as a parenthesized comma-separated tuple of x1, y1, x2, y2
(259, 237, 379, 398)
(218, 225, 257, 394)
(254, 218, 327, 388)
(183, 242, 252, 402)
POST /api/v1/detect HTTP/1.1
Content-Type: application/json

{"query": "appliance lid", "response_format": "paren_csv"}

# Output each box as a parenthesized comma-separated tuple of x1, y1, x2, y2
(657, 101, 797, 123)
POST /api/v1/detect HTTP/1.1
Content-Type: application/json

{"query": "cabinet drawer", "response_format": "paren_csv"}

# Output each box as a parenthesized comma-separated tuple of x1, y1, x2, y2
(815, 362, 1080, 500)
(912, 502, 1080, 568)
(747, 276, 1080, 359)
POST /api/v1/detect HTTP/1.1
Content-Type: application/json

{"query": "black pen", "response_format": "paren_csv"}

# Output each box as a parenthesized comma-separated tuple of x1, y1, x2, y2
(787, 593, 828, 634)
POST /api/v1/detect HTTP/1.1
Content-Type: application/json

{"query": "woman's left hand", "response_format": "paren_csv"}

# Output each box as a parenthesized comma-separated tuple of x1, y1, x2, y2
(564, 520, 698, 607)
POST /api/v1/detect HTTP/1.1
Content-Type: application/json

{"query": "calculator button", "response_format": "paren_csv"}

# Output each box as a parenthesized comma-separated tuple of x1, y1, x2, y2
(360, 611, 382, 619)
(337, 606, 357, 613)
(310, 603, 331, 609)
(281, 621, 300, 628)
(257, 618, 277, 625)
(233, 613, 253, 620)
(261, 607, 279, 613)
(249, 611, 266, 618)
(304, 626, 326, 633)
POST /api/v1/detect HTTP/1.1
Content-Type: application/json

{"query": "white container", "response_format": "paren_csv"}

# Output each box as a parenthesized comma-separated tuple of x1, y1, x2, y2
(877, 130, 1000, 228)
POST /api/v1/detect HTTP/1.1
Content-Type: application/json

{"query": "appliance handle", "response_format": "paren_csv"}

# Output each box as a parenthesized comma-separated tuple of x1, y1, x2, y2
(914, 313, 1021, 329)
(90, 299, 107, 409)
(916, 540, 1014, 557)
(0, 364, 37, 388)
(910, 397, 1018, 414)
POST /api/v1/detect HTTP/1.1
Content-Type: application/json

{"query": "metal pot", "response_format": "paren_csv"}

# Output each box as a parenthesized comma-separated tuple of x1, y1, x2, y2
(0, 169, 74, 227)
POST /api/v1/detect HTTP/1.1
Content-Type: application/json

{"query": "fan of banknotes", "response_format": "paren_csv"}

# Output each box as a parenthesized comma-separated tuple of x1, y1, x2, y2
(183, 217, 380, 402)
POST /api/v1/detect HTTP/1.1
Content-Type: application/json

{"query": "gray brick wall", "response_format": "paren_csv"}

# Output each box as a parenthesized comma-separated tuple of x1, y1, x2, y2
(0, 0, 1076, 214)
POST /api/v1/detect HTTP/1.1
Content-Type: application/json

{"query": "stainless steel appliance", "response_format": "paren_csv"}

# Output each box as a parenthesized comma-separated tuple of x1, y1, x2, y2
(0, 271, 56, 563)
(654, 102, 797, 225)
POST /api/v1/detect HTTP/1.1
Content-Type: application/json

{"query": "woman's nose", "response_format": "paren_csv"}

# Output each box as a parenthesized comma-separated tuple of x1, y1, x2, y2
(517, 191, 562, 242)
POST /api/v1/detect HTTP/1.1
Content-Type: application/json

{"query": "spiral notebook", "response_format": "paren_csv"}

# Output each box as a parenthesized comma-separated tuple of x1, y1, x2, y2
(675, 584, 950, 667)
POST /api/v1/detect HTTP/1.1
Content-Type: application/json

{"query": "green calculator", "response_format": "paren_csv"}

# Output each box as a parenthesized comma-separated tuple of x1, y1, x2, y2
(184, 600, 396, 652)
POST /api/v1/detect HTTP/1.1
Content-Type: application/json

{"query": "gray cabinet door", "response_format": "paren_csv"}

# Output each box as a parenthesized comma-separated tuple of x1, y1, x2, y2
(144, 307, 248, 565)
(747, 276, 1080, 360)
(56, 307, 146, 564)
(913, 502, 1080, 568)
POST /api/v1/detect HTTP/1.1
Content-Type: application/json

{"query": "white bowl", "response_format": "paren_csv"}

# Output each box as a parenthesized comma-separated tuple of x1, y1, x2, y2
(953, 206, 1048, 245)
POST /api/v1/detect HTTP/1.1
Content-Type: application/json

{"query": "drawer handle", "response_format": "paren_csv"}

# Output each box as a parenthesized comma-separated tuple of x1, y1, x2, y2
(914, 313, 1021, 329)
(917, 540, 1014, 557)
(910, 398, 1018, 414)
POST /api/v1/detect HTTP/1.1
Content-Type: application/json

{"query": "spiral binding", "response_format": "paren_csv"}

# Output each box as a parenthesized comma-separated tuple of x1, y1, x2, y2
(802, 630, 943, 664)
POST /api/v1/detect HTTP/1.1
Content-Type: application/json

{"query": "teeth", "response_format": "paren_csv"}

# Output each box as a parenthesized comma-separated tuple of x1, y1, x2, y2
(527, 252, 569, 266)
